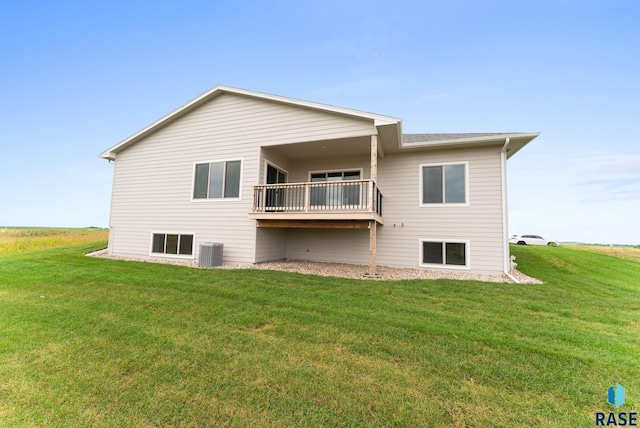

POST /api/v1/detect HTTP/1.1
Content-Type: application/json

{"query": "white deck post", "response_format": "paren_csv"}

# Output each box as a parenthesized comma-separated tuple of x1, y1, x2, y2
(252, 186, 256, 212)
(369, 135, 378, 210)
(371, 134, 378, 182)
(366, 134, 380, 277)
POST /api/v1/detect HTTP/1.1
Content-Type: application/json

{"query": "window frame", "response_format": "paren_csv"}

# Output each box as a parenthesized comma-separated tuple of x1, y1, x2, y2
(419, 238, 470, 270)
(263, 160, 289, 184)
(419, 161, 469, 207)
(307, 168, 364, 182)
(192, 158, 243, 202)
(150, 232, 196, 259)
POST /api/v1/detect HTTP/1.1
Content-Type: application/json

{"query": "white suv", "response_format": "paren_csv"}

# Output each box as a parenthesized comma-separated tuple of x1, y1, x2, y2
(509, 235, 559, 246)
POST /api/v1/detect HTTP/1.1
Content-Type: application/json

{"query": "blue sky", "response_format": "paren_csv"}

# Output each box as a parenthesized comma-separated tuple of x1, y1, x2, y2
(1, 0, 638, 244)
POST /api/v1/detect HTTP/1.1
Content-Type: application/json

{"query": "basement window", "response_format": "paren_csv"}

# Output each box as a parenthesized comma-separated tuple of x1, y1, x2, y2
(420, 239, 469, 269)
(151, 233, 194, 256)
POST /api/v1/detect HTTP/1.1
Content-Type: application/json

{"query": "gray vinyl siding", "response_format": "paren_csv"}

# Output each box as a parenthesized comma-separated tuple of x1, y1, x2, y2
(107, 90, 509, 274)
(108, 93, 376, 263)
(255, 228, 288, 262)
(254, 146, 507, 274)
(287, 155, 371, 182)
(260, 149, 371, 184)
(376, 146, 506, 275)
(259, 148, 293, 185)
(256, 228, 370, 265)
(286, 229, 370, 264)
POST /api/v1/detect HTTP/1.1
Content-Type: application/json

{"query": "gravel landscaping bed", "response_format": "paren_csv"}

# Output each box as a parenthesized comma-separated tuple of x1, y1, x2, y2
(88, 249, 542, 284)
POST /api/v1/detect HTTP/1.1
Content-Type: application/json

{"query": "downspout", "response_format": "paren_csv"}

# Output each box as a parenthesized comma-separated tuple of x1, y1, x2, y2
(501, 137, 520, 284)
(105, 155, 117, 255)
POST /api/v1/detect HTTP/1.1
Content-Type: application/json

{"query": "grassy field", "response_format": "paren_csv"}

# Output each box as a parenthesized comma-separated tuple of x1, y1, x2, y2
(570, 244, 640, 260)
(0, 227, 109, 254)
(0, 230, 638, 426)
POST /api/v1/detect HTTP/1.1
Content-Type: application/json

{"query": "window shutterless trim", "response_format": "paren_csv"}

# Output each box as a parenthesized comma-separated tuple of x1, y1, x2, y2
(191, 157, 243, 202)
(419, 161, 469, 207)
(149, 232, 196, 259)
(418, 238, 471, 270)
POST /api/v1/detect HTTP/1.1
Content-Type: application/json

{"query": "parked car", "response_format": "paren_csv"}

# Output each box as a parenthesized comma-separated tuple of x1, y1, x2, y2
(509, 234, 559, 246)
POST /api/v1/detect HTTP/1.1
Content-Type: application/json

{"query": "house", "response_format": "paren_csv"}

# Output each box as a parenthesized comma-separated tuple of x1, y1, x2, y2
(99, 85, 538, 278)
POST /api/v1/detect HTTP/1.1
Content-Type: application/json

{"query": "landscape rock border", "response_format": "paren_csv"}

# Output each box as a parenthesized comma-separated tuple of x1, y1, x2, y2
(87, 249, 542, 284)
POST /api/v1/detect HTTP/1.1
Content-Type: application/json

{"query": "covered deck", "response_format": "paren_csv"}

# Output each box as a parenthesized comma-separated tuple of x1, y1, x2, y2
(250, 134, 383, 276)
(249, 179, 383, 226)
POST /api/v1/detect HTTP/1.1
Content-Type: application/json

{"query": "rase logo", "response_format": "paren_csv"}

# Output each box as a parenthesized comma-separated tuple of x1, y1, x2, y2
(596, 383, 637, 426)
(610, 384, 627, 407)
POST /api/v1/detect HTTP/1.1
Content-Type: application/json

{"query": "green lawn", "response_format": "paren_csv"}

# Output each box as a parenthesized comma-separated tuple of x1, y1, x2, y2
(0, 237, 638, 426)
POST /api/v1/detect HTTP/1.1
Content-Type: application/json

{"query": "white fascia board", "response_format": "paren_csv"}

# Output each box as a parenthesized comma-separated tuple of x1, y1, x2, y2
(399, 133, 540, 151)
(99, 85, 401, 160)
(99, 151, 115, 160)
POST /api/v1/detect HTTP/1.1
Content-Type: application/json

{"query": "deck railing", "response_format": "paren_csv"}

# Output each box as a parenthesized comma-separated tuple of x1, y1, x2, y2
(252, 180, 383, 216)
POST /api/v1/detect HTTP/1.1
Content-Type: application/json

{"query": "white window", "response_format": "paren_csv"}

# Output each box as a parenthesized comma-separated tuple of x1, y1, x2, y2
(419, 239, 470, 270)
(193, 159, 242, 200)
(151, 233, 194, 257)
(420, 162, 468, 206)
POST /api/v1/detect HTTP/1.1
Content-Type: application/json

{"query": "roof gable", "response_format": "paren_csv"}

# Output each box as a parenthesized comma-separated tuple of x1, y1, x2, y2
(100, 85, 401, 160)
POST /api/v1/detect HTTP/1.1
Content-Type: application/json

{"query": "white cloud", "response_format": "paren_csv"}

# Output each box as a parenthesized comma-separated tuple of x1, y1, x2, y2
(508, 150, 640, 244)
(581, 154, 640, 174)
(566, 153, 640, 202)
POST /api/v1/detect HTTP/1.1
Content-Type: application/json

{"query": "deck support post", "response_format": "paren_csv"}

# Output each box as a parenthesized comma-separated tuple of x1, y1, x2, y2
(364, 134, 380, 278)
(366, 220, 379, 277)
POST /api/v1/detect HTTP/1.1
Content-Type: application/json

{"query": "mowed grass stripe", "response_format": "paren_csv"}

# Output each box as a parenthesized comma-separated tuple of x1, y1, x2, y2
(0, 234, 638, 426)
